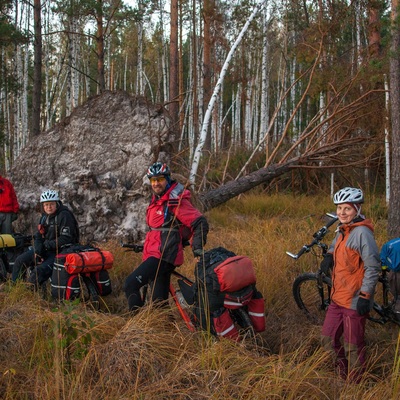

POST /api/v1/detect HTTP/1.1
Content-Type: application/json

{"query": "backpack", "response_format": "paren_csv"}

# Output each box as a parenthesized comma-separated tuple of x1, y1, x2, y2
(380, 238, 400, 272)
(51, 244, 113, 300)
(195, 247, 257, 293)
(193, 247, 265, 338)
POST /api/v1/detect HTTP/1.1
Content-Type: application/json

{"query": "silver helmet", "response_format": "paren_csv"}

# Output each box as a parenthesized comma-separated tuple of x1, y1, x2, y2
(333, 187, 364, 205)
(40, 189, 60, 202)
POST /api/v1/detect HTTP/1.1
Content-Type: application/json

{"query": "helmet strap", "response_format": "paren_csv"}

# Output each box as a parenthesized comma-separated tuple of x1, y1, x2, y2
(350, 203, 362, 217)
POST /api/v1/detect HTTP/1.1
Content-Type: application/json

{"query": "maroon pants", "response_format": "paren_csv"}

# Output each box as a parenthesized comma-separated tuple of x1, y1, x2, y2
(321, 301, 367, 374)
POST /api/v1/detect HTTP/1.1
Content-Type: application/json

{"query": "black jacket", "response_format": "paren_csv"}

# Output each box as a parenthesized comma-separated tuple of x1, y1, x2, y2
(34, 203, 79, 255)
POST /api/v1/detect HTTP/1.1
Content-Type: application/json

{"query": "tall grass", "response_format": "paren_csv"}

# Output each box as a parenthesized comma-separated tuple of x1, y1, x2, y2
(0, 194, 398, 399)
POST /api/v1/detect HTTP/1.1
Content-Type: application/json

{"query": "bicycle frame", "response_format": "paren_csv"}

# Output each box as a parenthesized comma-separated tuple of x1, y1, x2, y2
(169, 270, 196, 332)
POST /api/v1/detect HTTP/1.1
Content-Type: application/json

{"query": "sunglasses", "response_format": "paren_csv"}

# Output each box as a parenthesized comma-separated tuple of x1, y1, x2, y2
(149, 176, 166, 183)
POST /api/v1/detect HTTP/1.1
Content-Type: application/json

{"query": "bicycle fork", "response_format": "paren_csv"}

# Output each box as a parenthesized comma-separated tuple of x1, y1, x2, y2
(169, 283, 196, 332)
(317, 272, 331, 311)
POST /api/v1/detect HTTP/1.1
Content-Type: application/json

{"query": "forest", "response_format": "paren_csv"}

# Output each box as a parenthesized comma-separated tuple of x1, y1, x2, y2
(1, 0, 400, 234)
(1, 1, 400, 398)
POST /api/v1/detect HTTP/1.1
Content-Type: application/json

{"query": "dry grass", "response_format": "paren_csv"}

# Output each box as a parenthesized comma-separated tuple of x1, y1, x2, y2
(0, 193, 398, 399)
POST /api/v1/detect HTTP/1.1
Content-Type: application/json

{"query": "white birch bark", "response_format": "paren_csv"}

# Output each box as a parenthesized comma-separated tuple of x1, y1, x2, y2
(124, 53, 128, 91)
(137, 1, 144, 95)
(384, 76, 390, 204)
(71, 17, 80, 107)
(260, 8, 269, 144)
(234, 86, 241, 148)
(189, 1, 264, 184)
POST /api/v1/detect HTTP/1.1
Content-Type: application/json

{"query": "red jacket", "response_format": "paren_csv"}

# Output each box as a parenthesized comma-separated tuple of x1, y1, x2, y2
(0, 176, 19, 213)
(143, 181, 209, 266)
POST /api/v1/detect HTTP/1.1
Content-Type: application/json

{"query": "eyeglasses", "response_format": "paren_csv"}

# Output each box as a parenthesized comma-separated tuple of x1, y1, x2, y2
(149, 176, 166, 183)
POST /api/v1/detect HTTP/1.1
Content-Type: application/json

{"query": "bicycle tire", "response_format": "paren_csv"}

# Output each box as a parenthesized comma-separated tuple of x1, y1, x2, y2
(230, 308, 255, 338)
(81, 276, 100, 310)
(0, 258, 7, 282)
(293, 272, 332, 324)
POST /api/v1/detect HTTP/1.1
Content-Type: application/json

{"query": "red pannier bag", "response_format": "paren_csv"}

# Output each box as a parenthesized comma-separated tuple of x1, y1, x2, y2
(64, 250, 114, 274)
(214, 255, 256, 292)
(212, 307, 239, 340)
(247, 291, 266, 332)
(90, 270, 112, 296)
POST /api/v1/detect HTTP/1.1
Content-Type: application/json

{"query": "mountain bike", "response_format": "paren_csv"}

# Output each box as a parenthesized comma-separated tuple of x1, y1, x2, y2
(122, 243, 255, 338)
(286, 214, 400, 326)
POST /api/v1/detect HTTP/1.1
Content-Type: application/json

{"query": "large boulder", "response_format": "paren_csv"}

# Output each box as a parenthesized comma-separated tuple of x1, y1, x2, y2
(9, 90, 173, 243)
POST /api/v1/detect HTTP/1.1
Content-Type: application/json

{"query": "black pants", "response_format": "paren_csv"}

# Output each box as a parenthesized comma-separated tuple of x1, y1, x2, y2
(12, 247, 55, 288)
(124, 256, 175, 311)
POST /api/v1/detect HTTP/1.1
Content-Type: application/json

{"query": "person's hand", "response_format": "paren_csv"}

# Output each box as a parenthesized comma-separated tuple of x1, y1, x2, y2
(193, 249, 203, 258)
(33, 239, 44, 256)
(34, 254, 43, 264)
(320, 253, 334, 275)
(133, 244, 144, 253)
(356, 296, 370, 316)
(33, 231, 43, 241)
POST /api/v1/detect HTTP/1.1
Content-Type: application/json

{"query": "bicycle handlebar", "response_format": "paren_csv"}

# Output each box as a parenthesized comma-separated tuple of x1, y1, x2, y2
(121, 243, 144, 253)
(286, 213, 338, 260)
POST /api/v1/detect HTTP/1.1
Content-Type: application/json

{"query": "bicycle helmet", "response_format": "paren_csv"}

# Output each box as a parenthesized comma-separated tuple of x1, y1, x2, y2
(40, 189, 60, 202)
(333, 187, 364, 205)
(146, 162, 171, 179)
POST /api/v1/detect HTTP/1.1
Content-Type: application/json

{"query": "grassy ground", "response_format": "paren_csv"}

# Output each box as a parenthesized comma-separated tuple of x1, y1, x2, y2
(0, 193, 398, 399)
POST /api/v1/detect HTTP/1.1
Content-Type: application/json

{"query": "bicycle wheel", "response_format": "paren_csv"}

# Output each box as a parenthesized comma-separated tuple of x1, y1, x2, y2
(230, 308, 255, 338)
(292, 273, 332, 324)
(80, 276, 100, 310)
(0, 258, 7, 282)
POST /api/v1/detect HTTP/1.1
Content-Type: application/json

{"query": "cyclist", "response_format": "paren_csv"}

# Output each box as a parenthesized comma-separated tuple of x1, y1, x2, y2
(124, 162, 209, 312)
(320, 187, 380, 382)
(0, 174, 19, 234)
(12, 189, 79, 288)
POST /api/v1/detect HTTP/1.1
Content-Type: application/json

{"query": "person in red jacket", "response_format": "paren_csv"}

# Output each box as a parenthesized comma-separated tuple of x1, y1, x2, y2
(320, 187, 380, 382)
(0, 175, 20, 234)
(124, 162, 209, 312)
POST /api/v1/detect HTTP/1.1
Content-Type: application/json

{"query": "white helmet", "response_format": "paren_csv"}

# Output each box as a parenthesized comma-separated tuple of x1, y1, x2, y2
(333, 187, 364, 205)
(40, 189, 60, 202)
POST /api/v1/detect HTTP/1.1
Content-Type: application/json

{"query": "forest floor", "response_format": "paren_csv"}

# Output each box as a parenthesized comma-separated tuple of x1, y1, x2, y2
(0, 193, 398, 399)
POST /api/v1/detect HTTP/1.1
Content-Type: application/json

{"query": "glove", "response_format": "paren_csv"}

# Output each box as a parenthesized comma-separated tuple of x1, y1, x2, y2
(33, 231, 43, 241)
(43, 240, 53, 251)
(193, 249, 203, 258)
(320, 253, 334, 275)
(356, 296, 370, 316)
(133, 244, 143, 253)
(34, 239, 44, 257)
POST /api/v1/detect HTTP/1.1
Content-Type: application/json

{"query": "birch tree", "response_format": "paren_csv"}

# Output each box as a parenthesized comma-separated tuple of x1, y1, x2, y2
(189, 1, 265, 184)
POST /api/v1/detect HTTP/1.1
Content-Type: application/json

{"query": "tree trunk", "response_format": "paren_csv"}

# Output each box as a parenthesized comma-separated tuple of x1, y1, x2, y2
(32, 0, 42, 136)
(199, 160, 295, 211)
(96, 0, 105, 92)
(169, 0, 179, 139)
(388, 0, 400, 237)
(203, 0, 213, 151)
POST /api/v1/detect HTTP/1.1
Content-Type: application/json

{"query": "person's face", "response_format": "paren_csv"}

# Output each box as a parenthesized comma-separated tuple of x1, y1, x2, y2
(150, 175, 168, 195)
(336, 203, 357, 224)
(42, 201, 57, 215)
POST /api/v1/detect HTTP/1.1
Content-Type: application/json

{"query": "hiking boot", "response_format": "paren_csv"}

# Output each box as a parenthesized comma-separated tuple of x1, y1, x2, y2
(335, 358, 348, 380)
